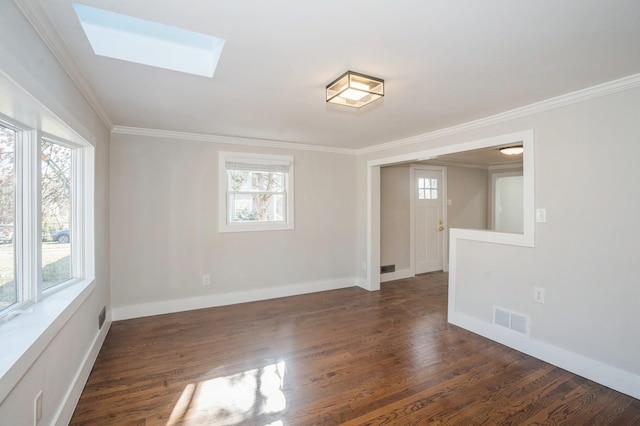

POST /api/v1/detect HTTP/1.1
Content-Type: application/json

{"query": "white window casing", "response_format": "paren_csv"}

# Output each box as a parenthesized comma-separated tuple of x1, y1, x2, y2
(219, 152, 294, 233)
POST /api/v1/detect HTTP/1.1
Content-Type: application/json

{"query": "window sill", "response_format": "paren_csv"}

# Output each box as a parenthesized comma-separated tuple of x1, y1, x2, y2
(219, 222, 295, 233)
(0, 278, 95, 403)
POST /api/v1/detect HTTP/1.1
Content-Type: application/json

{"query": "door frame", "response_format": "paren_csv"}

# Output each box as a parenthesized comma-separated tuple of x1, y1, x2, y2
(410, 164, 448, 275)
(365, 129, 534, 293)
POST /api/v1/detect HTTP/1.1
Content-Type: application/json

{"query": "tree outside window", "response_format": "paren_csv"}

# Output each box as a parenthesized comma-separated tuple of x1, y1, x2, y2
(220, 152, 293, 232)
(41, 139, 72, 289)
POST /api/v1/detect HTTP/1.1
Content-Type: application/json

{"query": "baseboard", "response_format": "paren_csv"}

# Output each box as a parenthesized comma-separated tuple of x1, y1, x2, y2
(54, 319, 111, 425)
(380, 268, 413, 283)
(449, 312, 640, 400)
(355, 278, 368, 289)
(112, 277, 358, 321)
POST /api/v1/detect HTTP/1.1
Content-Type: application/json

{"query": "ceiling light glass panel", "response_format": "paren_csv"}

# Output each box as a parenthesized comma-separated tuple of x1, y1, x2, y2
(73, 3, 225, 78)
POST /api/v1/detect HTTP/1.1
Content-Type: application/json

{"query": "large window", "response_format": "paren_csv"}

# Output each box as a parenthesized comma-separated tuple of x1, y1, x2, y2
(0, 117, 87, 319)
(219, 152, 294, 232)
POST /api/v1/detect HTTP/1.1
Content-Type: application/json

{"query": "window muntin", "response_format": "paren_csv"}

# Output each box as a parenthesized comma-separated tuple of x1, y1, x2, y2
(418, 177, 438, 200)
(0, 125, 16, 312)
(227, 170, 286, 223)
(220, 153, 294, 232)
(41, 139, 73, 290)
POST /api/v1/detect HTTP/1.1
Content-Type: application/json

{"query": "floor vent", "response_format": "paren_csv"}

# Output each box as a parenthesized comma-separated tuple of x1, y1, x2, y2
(493, 307, 529, 335)
(380, 264, 396, 274)
(98, 306, 106, 329)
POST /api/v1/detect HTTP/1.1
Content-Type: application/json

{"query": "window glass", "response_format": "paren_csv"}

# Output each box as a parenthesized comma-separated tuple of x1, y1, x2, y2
(227, 170, 286, 222)
(0, 125, 16, 311)
(220, 152, 294, 232)
(41, 139, 72, 290)
(418, 177, 438, 200)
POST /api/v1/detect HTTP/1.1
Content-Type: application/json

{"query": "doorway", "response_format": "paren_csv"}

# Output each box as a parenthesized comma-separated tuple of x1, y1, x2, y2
(367, 129, 534, 292)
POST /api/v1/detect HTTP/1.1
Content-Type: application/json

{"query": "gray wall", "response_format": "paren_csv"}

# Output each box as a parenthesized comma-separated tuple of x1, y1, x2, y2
(380, 164, 411, 271)
(359, 84, 640, 387)
(446, 166, 489, 231)
(110, 134, 358, 317)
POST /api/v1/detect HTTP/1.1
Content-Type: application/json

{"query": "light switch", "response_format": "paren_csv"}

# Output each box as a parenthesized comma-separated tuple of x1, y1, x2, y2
(535, 208, 547, 223)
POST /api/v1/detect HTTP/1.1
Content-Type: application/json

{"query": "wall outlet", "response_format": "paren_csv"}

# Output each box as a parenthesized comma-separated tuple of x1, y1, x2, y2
(534, 287, 545, 304)
(361, 261, 367, 271)
(202, 274, 211, 286)
(34, 391, 43, 425)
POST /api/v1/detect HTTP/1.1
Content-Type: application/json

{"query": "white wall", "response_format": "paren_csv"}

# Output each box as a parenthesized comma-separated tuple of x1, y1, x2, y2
(358, 83, 640, 397)
(0, 2, 110, 424)
(110, 133, 358, 319)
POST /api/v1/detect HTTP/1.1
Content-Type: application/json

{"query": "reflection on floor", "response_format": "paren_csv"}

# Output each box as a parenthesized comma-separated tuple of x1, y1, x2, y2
(71, 272, 640, 425)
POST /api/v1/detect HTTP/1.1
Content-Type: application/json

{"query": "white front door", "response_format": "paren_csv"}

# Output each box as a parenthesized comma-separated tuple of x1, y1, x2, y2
(414, 168, 444, 274)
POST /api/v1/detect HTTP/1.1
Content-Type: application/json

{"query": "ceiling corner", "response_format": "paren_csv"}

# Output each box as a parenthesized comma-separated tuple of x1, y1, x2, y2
(13, 0, 114, 131)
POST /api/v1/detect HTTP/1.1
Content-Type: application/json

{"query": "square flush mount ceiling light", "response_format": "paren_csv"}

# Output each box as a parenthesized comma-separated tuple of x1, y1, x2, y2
(326, 71, 384, 108)
(73, 3, 225, 78)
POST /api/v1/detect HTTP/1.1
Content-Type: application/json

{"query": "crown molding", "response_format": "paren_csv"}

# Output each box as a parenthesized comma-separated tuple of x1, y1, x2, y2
(111, 126, 358, 155)
(417, 159, 521, 170)
(358, 73, 640, 155)
(13, 0, 114, 130)
(11, 0, 640, 156)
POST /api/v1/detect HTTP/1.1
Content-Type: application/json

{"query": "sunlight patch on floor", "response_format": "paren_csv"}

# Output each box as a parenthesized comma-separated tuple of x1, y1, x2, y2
(167, 361, 286, 425)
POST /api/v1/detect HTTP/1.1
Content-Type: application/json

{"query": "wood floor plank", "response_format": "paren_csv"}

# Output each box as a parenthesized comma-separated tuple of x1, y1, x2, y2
(70, 272, 640, 425)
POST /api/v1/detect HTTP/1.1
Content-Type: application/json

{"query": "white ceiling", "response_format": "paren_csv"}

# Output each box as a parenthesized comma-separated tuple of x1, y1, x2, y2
(17, 0, 640, 150)
(427, 145, 523, 168)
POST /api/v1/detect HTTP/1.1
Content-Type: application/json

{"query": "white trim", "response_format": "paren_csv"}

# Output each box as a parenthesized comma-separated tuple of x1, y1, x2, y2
(357, 73, 640, 155)
(380, 268, 413, 283)
(449, 312, 640, 400)
(488, 162, 523, 171)
(218, 151, 295, 233)
(54, 319, 110, 425)
(365, 165, 381, 292)
(355, 278, 368, 289)
(111, 277, 358, 321)
(13, 0, 114, 130)
(0, 279, 96, 404)
(112, 126, 357, 155)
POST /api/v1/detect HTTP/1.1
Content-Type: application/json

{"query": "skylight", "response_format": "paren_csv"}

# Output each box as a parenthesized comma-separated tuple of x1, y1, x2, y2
(73, 3, 225, 78)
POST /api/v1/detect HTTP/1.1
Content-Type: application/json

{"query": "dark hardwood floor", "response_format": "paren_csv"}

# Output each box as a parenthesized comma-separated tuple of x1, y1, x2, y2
(70, 272, 640, 425)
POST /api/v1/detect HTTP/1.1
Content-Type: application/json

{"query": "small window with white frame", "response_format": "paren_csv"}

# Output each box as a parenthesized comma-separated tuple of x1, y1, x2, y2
(219, 152, 294, 232)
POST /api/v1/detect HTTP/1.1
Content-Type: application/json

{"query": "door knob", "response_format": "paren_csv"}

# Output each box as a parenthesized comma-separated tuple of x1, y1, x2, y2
(438, 226, 445, 231)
